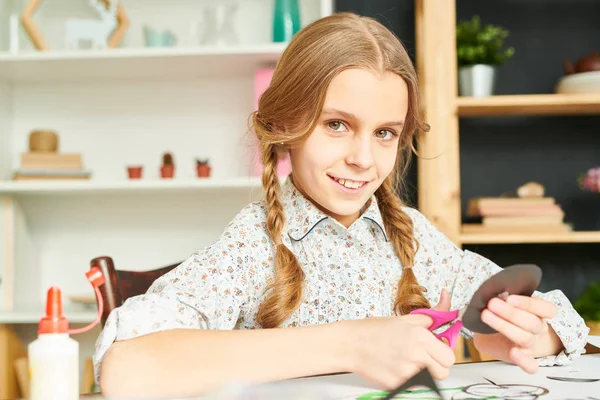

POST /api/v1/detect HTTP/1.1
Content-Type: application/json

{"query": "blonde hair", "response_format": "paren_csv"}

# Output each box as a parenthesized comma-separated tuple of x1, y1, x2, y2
(252, 12, 431, 329)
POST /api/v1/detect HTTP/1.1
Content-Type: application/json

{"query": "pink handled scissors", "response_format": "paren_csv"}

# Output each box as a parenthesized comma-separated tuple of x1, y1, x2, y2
(409, 308, 465, 349)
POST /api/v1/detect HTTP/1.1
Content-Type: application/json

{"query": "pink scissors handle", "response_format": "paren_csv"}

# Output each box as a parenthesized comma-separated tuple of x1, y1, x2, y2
(410, 308, 464, 349)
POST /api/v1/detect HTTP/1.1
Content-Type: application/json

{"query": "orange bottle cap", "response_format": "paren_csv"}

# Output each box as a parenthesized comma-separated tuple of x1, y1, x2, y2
(39, 286, 69, 334)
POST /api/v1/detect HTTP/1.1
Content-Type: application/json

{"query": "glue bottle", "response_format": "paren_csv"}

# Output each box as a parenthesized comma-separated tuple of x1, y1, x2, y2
(29, 287, 79, 399)
(28, 268, 106, 400)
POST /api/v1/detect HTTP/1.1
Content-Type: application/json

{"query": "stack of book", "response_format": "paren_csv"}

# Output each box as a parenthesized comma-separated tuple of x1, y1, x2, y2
(12, 153, 91, 181)
(463, 196, 571, 234)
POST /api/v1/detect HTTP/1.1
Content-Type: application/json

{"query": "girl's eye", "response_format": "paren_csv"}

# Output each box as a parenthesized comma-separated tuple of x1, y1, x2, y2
(326, 120, 348, 132)
(375, 129, 397, 140)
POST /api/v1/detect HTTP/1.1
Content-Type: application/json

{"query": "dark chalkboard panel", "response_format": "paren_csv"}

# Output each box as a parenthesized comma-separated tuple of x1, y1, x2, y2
(335, 0, 600, 301)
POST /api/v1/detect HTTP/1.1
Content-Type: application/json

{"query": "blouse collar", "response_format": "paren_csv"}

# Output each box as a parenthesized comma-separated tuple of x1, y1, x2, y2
(279, 176, 388, 242)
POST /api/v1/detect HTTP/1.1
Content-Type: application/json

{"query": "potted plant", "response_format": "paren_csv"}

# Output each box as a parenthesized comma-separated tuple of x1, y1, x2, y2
(127, 165, 143, 179)
(574, 281, 600, 335)
(456, 15, 515, 97)
(160, 152, 175, 178)
(196, 158, 211, 178)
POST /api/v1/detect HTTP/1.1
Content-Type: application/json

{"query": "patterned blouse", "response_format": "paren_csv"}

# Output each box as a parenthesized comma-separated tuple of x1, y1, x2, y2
(93, 177, 589, 384)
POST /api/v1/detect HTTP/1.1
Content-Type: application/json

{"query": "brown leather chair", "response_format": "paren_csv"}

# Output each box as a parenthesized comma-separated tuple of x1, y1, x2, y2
(89, 256, 180, 327)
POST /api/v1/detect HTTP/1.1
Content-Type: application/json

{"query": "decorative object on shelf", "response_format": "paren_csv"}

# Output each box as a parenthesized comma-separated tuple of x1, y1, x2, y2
(195, 159, 212, 178)
(273, 0, 301, 43)
(65, 0, 118, 50)
(573, 281, 600, 335)
(556, 51, 600, 94)
(456, 15, 514, 97)
(564, 51, 600, 75)
(516, 181, 545, 198)
(463, 184, 568, 235)
(29, 129, 58, 152)
(144, 26, 177, 47)
(578, 166, 600, 194)
(192, 3, 239, 46)
(252, 68, 292, 178)
(9, 13, 20, 53)
(127, 166, 143, 179)
(12, 130, 91, 181)
(160, 152, 175, 179)
(21, 0, 130, 51)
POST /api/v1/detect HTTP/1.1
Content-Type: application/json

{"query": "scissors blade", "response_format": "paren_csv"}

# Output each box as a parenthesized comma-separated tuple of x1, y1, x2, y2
(383, 368, 442, 400)
(457, 306, 468, 321)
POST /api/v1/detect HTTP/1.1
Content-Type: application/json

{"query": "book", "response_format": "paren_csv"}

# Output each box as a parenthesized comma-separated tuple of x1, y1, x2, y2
(470, 203, 564, 217)
(20, 152, 82, 170)
(466, 196, 557, 217)
(462, 223, 571, 234)
(12, 169, 92, 181)
(482, 215, 565, 226)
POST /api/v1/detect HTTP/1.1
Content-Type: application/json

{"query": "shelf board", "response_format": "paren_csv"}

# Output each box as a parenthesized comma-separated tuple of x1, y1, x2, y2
(0, 309, 97, 324)
(456, 94, 600, 117)
(460, 230, 600, 245)
(0, 43, 287, 83)
(0, 177, 266, 196)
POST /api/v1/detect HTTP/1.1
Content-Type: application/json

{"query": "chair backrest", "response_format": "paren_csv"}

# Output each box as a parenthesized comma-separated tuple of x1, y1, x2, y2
(90, 256, 180, 326)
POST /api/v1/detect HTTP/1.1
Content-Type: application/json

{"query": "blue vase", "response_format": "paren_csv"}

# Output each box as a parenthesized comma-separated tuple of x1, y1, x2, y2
(273, 0, 301, 42)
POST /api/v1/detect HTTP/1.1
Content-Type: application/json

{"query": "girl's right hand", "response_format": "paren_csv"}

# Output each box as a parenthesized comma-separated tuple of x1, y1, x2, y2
(343, 290, 456, 390)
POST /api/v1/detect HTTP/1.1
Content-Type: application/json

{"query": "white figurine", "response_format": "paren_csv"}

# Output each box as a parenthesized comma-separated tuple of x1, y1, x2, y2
(65, 0, 118, 50)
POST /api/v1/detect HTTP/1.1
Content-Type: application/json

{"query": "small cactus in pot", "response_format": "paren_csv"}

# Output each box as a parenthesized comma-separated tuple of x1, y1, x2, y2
(160, 152, 175, 178)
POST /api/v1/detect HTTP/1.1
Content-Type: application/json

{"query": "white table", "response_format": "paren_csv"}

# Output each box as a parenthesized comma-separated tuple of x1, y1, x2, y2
(255, 353, 600, 400)
(83, 344, 600, 399)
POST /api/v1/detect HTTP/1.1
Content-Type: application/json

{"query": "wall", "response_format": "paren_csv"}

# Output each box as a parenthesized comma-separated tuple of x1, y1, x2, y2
(336, 0, 600, 300)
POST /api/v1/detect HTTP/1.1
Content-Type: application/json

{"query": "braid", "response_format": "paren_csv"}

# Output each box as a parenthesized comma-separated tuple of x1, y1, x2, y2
(256, 144, 305, 328)
(375, 177, 431, 315)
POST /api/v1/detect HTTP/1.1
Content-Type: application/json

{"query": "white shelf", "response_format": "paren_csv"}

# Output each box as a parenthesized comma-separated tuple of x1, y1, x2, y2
(0, 177, 268, 196)
(0, 44, 287, 83)
(0, 309, 97, 324)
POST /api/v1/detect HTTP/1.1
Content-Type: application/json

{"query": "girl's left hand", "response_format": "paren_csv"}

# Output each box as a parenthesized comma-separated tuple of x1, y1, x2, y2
(473, 294, 561, 374)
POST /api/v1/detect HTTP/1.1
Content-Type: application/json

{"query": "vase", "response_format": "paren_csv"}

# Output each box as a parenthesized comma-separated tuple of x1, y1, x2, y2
(127, 166, 143, 179)
(273, 0, 301, 42)
(458, 64, 496, 97)
(160, 165, 175, 179)
(196, 164, 211, 178)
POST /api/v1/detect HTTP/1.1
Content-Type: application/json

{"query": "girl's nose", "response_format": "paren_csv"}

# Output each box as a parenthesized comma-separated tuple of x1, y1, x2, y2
(346, 134, 375, 170)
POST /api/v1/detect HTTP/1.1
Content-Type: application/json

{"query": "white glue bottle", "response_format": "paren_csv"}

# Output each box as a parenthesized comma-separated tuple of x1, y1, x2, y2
(28, 286, 79, 400)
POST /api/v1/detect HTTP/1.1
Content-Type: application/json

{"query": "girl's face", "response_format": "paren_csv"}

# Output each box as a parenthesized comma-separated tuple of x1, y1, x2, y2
(290, 68, 409, 228)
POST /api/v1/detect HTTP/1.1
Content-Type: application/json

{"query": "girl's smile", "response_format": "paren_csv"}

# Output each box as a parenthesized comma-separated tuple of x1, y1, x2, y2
(327, 174, 371, 194)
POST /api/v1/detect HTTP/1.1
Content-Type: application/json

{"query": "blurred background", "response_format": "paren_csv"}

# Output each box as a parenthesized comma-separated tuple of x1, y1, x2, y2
(0, 0, 599, 397)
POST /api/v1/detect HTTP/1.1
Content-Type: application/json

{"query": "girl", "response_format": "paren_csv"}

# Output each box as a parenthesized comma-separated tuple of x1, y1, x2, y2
(94, 12, 588, 399)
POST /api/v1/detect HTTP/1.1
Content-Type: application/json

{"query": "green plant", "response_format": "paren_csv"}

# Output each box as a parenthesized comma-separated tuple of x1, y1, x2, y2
(162, 152, 174, 166)
(196, 158, 209, 166)
(574, 281, 600, 321)
(456, 15, 515, 67)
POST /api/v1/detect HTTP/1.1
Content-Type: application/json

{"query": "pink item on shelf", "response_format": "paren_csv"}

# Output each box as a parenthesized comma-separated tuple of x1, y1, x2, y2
(252, 67, 292, 178)
(254, 67, 275, 109)
(253, 151, 292, 177)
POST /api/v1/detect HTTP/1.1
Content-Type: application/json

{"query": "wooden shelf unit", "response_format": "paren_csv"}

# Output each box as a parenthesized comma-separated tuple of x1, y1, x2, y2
(415, 0, 600, 248)
(457, 94, 600, 117)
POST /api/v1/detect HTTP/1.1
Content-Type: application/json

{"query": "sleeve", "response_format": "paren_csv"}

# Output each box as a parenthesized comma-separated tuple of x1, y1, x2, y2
(92, 202, 268, 385)
(404, 207, 590, 366)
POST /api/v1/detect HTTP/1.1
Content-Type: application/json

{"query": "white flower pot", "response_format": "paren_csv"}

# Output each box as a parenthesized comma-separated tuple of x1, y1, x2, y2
(458, 64, 497, 97)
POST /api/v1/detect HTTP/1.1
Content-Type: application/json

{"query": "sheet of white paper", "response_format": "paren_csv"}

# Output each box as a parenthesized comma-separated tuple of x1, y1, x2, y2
(587, 335, 600, 349)
(293, 354, 600, 400)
